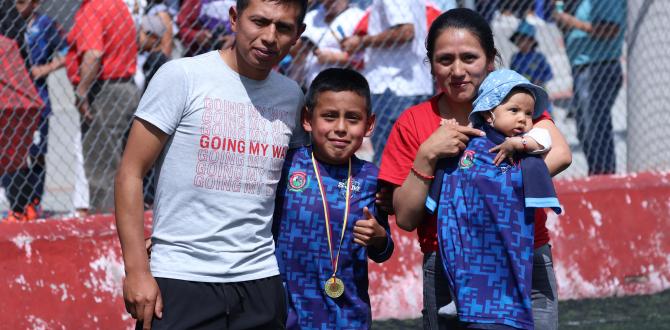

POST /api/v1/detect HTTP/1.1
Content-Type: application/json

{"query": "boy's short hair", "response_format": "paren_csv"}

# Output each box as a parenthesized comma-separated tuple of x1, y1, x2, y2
(237, 0, 308, 25)
(305, 68, 372, 115)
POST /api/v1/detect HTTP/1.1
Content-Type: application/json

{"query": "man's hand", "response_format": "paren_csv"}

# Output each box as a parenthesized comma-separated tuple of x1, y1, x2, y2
(76, 95, 93, 125)
(353, 207, 387, 250)
(123, 271, 163, 330)
(340, 35, 363, 54)
(31, 64, 52, 80)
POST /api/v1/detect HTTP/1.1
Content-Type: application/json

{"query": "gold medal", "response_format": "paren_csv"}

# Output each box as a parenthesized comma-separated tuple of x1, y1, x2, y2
(324, 277, 345, 298)
(312, 152, 352, 300)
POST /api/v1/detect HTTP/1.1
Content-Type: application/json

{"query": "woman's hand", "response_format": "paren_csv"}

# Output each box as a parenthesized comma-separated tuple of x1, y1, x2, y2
(394, 123, 484, 232)
(417, 124, 484, 165)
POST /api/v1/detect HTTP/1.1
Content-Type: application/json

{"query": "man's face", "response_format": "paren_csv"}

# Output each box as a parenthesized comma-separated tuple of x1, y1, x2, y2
(229, 0, 305, 80)
(15, 0, 36, 20)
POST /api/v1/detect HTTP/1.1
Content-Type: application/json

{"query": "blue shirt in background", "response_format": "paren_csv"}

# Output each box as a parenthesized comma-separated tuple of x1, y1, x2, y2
(565, 0, 626, 67)
(24, 12, 68, 117)
(510, 51, 554, 87)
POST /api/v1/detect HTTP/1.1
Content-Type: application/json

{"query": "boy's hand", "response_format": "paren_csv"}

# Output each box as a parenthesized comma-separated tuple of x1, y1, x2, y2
(489, 137, 522, 166)
(353, 207, 387, 250)
(375, 186, 394, 215)
(123, 271, 163, 329)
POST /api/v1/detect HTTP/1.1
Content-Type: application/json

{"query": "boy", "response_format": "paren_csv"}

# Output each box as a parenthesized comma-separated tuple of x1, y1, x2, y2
(427, 69, 561, 329)
(115, 0, 308, 329)
(2, 0, 67, 222)
(273, 68, 394, 329)
(510, 20, 553, 88)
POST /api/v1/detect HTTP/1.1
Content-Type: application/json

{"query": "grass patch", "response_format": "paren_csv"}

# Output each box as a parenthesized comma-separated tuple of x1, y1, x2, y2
(373, 290, 670, 329)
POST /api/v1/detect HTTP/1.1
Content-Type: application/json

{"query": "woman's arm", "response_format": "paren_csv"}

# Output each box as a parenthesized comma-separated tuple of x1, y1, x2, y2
(534, 119, 572, 176)
(394, 125, 484, 231)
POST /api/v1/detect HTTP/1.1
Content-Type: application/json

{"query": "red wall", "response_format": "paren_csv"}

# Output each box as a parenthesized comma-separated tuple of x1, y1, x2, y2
(1, 173, 669, 327)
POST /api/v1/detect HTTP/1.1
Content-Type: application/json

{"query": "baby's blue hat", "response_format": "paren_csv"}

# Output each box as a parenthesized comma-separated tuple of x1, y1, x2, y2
(470, 69, 549, 126)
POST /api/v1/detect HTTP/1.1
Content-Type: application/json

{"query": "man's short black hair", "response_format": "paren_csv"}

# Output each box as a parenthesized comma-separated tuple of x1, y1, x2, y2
(305, 68, 372, 115)
(237, 0, 308, 25)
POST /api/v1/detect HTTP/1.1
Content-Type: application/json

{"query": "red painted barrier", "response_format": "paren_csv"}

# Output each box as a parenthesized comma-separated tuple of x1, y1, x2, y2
(1, 173, 669, 327)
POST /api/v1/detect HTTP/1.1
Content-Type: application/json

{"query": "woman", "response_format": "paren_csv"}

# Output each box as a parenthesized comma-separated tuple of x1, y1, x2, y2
(377, 8, 572, 330)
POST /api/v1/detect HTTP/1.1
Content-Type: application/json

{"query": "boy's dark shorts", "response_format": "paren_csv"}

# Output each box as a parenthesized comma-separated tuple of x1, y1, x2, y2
(136, 275, 287, 330)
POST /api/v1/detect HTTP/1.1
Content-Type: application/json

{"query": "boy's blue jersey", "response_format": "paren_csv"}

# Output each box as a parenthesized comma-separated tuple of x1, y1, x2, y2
(510, 51, 553, 86)
(24, 12, 68, 117)
(273, 146, 393, 330)
(434, 130, 535, 330)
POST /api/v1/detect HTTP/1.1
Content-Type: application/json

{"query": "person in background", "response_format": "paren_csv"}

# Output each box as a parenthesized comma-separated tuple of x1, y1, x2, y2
(510, 20, 553, 89)
(1, 0, 68, 222)
(0, 0, 27, 57)
(293, 0, 365, 87)
(341, 0, 432, 165)
(554, 0, 625, 175)
(66, 0, 140, 213)
(140, 0, 173, 87)
(177, 0, 236, 57)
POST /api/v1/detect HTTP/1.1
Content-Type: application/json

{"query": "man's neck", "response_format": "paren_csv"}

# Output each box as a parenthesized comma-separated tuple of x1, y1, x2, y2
(219, 47, 271, 81)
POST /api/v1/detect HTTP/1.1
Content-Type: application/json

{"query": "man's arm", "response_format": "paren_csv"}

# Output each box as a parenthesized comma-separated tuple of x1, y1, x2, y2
(75, 50, 101, 123)
(554, 13, 621, 39)
(115, 118, 169, 329)
(341, 23, 414, 53)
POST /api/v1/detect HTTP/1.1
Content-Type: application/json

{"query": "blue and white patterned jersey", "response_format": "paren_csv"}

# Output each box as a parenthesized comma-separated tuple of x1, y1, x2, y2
(434, 126, 540, 330)
(273, 146, 393, 330)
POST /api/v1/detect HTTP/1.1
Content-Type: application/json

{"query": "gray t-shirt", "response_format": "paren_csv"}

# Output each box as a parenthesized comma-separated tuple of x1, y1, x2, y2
(135, 51, 306, 282)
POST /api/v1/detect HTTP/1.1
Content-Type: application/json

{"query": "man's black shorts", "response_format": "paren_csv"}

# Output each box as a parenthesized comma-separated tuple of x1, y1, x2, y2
(136, 275, 287, 329)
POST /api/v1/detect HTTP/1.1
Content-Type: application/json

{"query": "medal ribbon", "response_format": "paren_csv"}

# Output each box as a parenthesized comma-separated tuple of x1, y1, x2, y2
(311, 152, 351, 278)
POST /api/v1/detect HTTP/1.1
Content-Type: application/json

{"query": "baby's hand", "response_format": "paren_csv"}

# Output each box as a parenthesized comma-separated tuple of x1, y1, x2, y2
(353, 207, 387, 250)
(489, 137, 523, 166)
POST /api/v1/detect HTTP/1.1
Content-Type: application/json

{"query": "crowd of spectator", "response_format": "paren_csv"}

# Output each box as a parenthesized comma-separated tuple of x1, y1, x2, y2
(0, 0, 626, 221)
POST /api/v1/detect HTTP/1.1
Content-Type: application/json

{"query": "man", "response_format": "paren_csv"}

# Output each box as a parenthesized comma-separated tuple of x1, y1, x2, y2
(115, 0, 307, 329)
(65, 0, 140, 212)
(555, 0, 625, 175)
(341, 0, 432, 165)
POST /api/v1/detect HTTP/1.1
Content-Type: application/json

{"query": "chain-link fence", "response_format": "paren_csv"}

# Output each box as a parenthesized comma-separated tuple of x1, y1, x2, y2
(0, 0, 667, 219)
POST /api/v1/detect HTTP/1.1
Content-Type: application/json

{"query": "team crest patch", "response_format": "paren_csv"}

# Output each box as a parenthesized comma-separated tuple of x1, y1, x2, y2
(288, 171, 309, 192)
(459, 150, 476, 169)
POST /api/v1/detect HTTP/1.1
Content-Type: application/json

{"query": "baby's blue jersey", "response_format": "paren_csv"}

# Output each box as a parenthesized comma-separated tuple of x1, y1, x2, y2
(435, 127, 536, 330)
(273, 146, 393, 330)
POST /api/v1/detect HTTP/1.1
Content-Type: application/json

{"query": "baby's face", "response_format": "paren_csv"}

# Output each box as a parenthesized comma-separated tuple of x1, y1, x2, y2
(489, 90, 535, 137)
